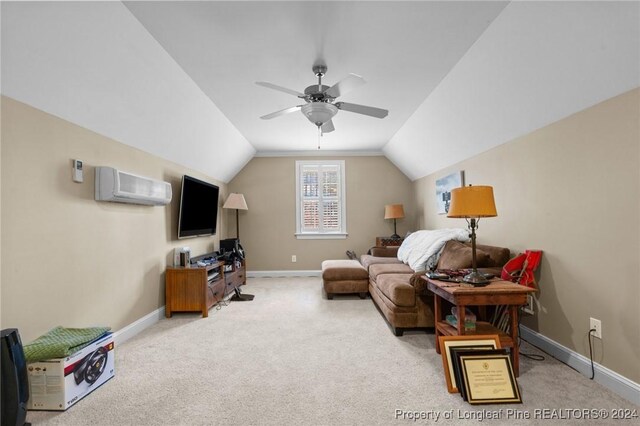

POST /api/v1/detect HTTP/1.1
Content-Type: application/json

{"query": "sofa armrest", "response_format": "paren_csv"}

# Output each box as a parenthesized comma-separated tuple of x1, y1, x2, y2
(409, 272, 429, 292)
(369, 246, 399, 257)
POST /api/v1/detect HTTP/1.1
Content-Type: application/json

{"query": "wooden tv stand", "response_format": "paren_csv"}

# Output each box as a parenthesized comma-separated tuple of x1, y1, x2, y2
(165, 256, 246, 318)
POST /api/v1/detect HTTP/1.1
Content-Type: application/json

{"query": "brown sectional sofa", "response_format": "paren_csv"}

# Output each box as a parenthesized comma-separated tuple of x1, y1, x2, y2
(361, 241, 510, 336)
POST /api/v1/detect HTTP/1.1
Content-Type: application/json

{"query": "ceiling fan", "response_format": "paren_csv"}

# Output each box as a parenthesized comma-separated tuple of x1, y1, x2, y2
(256, 64, 388, 134)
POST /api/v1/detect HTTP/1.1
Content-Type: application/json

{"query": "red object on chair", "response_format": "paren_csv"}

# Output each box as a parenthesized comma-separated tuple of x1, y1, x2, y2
(501, 250, 543, 289)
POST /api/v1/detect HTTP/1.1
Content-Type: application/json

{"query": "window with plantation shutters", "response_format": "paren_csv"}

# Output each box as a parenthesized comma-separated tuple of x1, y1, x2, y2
(295, 160, 347, 239)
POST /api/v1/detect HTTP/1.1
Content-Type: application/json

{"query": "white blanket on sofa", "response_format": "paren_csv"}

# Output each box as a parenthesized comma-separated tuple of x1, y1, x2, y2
(397, 229, 469, 272)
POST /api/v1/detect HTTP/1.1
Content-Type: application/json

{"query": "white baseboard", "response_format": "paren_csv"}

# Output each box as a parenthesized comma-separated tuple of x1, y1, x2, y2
(114, 306, 165, 345)
(247, 270, 321, 278)
(520, 326, 640, 405)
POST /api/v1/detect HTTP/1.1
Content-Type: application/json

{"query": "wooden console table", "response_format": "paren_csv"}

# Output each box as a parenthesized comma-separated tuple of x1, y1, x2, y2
(423, 277, 535, 376)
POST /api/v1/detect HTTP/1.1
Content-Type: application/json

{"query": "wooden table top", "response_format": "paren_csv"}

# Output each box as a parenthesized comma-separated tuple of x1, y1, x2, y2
(422, 276, 536, 297)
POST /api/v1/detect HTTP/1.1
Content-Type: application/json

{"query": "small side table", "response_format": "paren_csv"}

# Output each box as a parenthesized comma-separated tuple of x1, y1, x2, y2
(376, 237, 404, 247)
(423, 277, 535, 376)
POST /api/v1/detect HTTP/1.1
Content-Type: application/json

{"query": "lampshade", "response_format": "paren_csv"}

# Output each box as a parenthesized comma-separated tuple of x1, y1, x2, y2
(223, 193, 248, 210)
(384, 204, 405, 220)
(301, 103, 338, 126)
(447, 186, 497, 218)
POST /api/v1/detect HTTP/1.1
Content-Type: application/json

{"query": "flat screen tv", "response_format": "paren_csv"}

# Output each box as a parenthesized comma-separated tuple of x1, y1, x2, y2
(178, 175, 220, 239)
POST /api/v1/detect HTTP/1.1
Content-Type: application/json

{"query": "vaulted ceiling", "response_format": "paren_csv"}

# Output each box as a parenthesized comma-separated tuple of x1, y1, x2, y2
(2, 1, 638, 182)
(123, 1, 507, 154)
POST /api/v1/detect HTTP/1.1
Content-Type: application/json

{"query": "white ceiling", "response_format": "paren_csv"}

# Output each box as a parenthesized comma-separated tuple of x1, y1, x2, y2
(385, 1, 640, 179)
(2, 1, 639, 183)
(1, 1, 255, 183)
(124, 1, 508, 153)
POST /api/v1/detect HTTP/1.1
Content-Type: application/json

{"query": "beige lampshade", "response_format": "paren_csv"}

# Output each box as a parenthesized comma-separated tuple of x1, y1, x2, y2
(447, 186, 497, 218)
(223, 193, 248, 210)
(384, 204, 405, 220)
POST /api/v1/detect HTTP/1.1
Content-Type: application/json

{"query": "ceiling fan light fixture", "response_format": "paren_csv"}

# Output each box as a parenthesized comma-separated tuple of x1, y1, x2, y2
(301, 102, 338, 126)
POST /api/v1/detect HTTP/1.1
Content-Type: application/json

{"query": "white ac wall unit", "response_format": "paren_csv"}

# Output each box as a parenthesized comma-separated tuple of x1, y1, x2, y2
(95, 167, 172, 206)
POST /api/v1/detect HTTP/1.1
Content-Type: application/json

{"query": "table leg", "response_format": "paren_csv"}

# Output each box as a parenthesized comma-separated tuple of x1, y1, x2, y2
(510, 305, 519, 377)
(458, 304, 466, 336)
(434, 295, 442, 354)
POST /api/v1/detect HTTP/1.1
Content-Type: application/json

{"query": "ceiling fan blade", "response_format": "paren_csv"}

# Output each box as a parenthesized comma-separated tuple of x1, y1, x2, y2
(321, 119, 335, 133)
(260, 105, 302, 120)
(325, 73, 366, 98)
(256, 81, 304, 97)
(335, 102, 388, 119)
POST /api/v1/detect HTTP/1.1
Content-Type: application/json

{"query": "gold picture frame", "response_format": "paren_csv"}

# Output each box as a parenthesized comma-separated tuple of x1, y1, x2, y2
(458, 352, 522, 404)
(439, 335, 501, 393)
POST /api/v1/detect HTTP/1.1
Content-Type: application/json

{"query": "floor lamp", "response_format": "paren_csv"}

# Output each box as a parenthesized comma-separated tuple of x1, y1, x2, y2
(223, 193, 254, 301)
(223, 193, 248, 240)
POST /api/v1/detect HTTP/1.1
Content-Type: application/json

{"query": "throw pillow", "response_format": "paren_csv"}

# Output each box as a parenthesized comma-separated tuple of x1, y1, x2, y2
(437, 240, 490, 270)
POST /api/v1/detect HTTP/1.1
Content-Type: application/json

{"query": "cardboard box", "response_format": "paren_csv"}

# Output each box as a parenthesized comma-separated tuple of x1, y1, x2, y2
(27, 333, 115, 411)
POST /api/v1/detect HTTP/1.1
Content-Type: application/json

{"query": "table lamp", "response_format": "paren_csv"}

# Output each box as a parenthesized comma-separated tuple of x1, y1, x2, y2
(223, 193, 248, 240)
(447, 185, 497, 286)
(384, 204, 405, 239)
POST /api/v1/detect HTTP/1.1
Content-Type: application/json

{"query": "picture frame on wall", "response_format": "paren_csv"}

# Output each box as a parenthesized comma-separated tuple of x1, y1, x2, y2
(435, 171, 464, 214)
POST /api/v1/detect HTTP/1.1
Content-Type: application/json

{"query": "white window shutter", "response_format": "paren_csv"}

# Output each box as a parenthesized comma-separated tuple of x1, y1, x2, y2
(295, 160, 346, 238)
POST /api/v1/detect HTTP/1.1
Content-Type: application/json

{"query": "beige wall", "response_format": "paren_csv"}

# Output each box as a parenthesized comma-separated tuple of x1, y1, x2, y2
(413, 89, 640, 382)
(1, 97, 229, 342)
(5, 87, 637, 383)
(227, 156, 414, 270)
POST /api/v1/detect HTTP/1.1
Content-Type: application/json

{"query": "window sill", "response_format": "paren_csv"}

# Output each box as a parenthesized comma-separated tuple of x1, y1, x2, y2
(295, 233, 348, 240)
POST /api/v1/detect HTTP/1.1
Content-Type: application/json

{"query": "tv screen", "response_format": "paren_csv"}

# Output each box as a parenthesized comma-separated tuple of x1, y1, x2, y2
(178, 175, 220, 239)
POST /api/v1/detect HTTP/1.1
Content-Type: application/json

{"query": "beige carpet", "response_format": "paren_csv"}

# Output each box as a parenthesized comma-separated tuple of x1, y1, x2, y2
(28, 277, 637, 425)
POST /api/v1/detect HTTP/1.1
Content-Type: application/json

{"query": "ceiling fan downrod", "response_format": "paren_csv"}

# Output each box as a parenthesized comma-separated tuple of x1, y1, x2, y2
(313, 64, 327, 94)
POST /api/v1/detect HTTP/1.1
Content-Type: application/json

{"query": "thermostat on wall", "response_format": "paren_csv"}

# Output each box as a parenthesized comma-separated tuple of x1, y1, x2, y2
(72, 159, 83, 183)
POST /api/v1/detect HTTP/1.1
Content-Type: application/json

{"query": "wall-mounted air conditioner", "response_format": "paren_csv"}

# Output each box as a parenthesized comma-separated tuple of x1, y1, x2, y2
(95, 167, 172, 206)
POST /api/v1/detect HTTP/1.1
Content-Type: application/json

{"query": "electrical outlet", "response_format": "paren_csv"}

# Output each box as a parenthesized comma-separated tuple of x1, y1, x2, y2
(291, 255, 297, 263)
(590, 317, 602, 339)
(522, 294, 535, 315)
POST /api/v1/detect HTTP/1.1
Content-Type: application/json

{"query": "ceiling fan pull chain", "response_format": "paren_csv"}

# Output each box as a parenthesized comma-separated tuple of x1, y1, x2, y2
(317, 126, 322, 150)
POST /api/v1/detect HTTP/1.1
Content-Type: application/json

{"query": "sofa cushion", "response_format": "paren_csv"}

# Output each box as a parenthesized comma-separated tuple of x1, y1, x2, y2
(369, 246, 399, 257)
(476, 243, 510, 267)
(376, 274, 416, 307)
(369, 263, 414, 281)
(321, 260, 368, 281)
(360, 254, 402, 271)
(437, 240, 490, 269)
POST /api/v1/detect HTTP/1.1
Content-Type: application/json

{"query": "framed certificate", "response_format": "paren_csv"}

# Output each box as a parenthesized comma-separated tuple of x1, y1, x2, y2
(458, 352, 522, 405)
(439, 335, 501, 393)
(451, 349, 507, 401)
